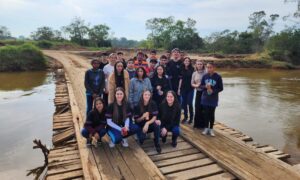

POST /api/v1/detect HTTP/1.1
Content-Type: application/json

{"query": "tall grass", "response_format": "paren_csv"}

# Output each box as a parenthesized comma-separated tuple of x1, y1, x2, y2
(0, 43, 46, 72)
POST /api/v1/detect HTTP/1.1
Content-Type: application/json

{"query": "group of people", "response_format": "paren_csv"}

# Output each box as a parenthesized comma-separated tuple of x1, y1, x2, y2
(82, 48, 223, 153)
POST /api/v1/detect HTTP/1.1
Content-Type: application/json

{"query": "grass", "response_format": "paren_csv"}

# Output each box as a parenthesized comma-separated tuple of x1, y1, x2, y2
(0, 43, 47, 72)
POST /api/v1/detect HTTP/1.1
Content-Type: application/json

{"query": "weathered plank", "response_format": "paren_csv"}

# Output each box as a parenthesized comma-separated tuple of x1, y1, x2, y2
(155, 153, 206, 167)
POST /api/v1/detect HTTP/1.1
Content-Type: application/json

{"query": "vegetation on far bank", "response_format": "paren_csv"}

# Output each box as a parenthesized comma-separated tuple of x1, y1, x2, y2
(0, 43, 46, 72)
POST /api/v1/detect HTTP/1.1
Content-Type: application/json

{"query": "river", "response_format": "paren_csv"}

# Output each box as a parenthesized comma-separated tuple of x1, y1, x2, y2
(218, 69, 300, 164)
(0, 71, 54, 179)
(0, 69, 299, 179)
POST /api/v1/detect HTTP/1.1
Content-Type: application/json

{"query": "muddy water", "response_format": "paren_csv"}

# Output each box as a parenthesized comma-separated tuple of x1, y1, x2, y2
(217, 69, 300, 164)
(0, 71, 54, 180)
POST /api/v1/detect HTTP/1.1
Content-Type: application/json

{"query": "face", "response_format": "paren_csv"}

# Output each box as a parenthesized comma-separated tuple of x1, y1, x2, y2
(172, 50, 180, 59)
(118, 54, 123, 59)
(160, 58, 167, 66)
(95, 100, 104, 112)
(92, 61, 100, 69)
(196, 61, 204, 70)
(137, 68, 144, 78)
(137, 53, 144, 61)
(109, 55, 117, 64)
(156, 66, 164, 76)
(180, 52, 185, 58)
(143, 91, 151, 103)
(166, 53, 171, 58)
(115, 90, 124, 102)
(150, 53, 156, 58)
(166, 92, 175, 105)
(150, 62, 156, 68)
(127, 61, 134, 68)
(184, 59, 190, 67)
(116, 63, 124, 73)
(206, 64, 215, 74)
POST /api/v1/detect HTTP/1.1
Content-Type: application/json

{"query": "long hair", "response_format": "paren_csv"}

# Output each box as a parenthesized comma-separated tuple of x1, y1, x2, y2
(152, 65, 166, 79)
(195, 59, 205, 72)
(112, 87, 128, 124)
(138, 89, 153, 114)
(161, 90, 180, 121)
(135, 67, 147, 79)
(92, 97, 106, 120)
(182, 57, 193, 70)
(114, 61, 125, 89)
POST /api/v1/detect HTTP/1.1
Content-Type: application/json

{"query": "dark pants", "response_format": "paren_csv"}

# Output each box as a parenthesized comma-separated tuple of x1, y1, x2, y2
(102, 92, 108, 106)
(107, 123, 140, 144)
(194, 91, 205, 128)
(81, 128, 106, 140)
(203, 105, 216, 129)
(181, 90, 194, 121)
(137, 122, 160, 146)
(161, 126, 180, 143)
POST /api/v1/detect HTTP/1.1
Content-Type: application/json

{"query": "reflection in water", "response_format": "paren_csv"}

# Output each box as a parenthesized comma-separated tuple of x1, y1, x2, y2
(0, 71, 54, 180)
(0, 71, 48, 91)
(218, 69, 300, 164)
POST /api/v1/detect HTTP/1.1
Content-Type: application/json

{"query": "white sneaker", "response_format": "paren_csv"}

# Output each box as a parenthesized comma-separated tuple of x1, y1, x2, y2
(109, 140, 115, 148)
(202, 128, 209, 135)
(210, 129, 215, 137)
(121, 138, 129, 147)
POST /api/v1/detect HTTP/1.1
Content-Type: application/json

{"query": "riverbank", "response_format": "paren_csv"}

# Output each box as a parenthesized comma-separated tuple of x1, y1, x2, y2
(0, 43, 47, 72)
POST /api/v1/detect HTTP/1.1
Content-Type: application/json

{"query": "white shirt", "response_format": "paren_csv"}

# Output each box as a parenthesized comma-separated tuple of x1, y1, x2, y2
(103, 64, 114, 89)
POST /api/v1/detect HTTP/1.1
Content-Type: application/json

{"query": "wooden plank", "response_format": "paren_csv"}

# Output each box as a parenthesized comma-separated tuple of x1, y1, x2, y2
(46, 169, 83, 180)
(166, 164, 223, 180)
(47, 164, 82, 176)
(199, 172, 235, 180)
(53, 127, 75, 145)
(155, 153, 206, 167)
(48, 158, 81, 167)
(48, 154, 80, 163)
(49, 150, 79, 158)
(256, 146, 278, 153)
(160, 158, 214, 174)
(142, 138, 184, 148)
(151, 148, 199, 162)
(180, 125, 300, 180)
(146, 141, 193, 156)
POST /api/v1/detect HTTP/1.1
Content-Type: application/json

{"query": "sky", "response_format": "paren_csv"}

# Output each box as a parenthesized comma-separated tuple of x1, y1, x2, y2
(0, 0, 297, 40)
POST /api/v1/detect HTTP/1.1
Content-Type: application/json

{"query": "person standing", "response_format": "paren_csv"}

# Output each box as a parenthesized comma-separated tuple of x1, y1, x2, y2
(200, 62, 223, 137)
(150, 65, 171, 106)
(166, 48, 182, 99)
(129, 67, 152, 109)
(178, 57, 194, 124)
(108, 61, 130, 104)
(84, 59, 105, 115)
(191, 60, 206, 128)
(134, 51, 150, 74)
(103, 53, 117, 105)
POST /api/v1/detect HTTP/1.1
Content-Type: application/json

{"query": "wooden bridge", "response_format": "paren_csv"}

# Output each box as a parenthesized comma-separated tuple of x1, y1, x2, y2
(44, 50, 300, 180)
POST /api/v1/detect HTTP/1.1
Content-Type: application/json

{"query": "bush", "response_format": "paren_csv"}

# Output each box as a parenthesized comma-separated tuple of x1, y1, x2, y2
(35, 40, 53, 49)
(0, 43, 46, 71)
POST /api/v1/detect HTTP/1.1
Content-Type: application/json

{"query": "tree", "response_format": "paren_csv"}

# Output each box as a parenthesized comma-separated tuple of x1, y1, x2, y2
(0, 26, 12, 40)
(88, 24, 111, 47)
(145, 16, 204, 50)
(62, 17, 89, 45)
(111, 37, 140, 48)
(30, 26, 62, 41)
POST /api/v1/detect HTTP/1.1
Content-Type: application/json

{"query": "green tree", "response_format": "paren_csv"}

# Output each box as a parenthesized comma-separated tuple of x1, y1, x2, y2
(145, 16, 204, 50)
(0, 26, 12, 40)
(62, 17, 89, 46)
(30, 26, 63, 41)
(88, 24, 111, 47)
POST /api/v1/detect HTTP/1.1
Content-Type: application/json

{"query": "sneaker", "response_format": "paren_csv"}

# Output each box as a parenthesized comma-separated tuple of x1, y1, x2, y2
(209, 129, 215, 137)
(171, 141, 177, 148)
(155, 144, 161, 153)
(188, 120, 193, 124)
(202, 128, 209, 135)
(162, 136, 167, 143)
(121, 138, 129, 147)
(109, 140, 115, 148)
(86, 138, 92, 147)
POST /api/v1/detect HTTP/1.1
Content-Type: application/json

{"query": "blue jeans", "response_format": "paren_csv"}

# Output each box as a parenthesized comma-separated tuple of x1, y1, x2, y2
(137, 122, 160, 146)
(107, 122, 140, 144)
(161, 125, 180, 143)
(81, 128, 106, 140)
(181, 90, 194, 120)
